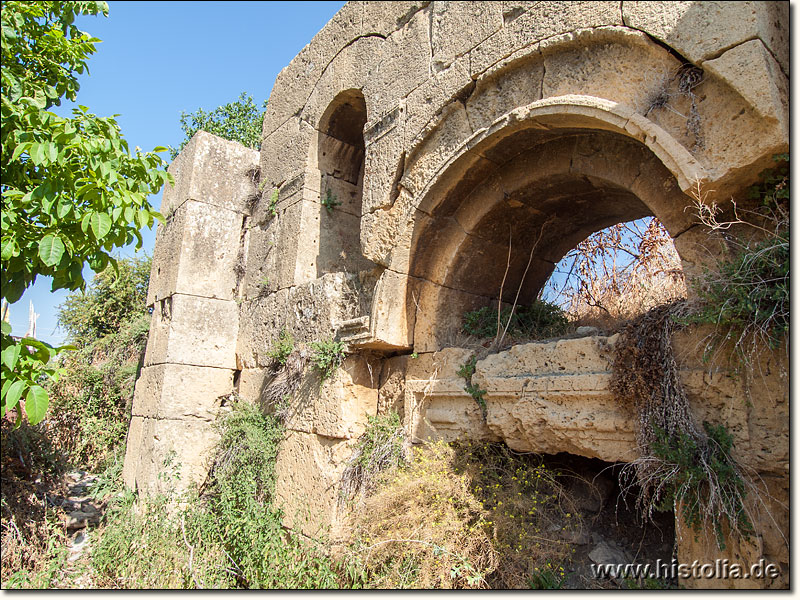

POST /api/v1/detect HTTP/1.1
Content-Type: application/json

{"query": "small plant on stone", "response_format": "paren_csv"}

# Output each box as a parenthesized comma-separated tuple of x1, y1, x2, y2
(310, 338, 346, 381)
(267, 188, 279, 218)
(340, 411, 405, 502)
(267, 328, 294, 367)
(322, 188, 341, 213)
(457, 356, 487, 419)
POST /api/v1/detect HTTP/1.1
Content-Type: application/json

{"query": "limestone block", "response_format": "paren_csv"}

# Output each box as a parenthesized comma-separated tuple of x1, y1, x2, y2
(430, 1, 503, 73)
(475, 336, 618, 378)
(469, 1, 622, 77)
(363, 110, 405, 214)
(162, 131, 259, 217)
(485, 388, 637, 462)
(124, 416, 220, 496)
(131, 363, 233, 421)
(274, 199, 306, 289)
(360, 1, 430, 38)
(541, 28, 678, 114)
(466, 55, 544, 132)
(404, 347, 496, 444)
(237, 368, 269, 404)
(362, 4, 431, 113)
(622, 1, 788, 75)
(406, 347, 473, 383)
(283, 355, 379, 439)
(702, 40, 788, 135)
(147, 200, 244, 305)
(299, 35, 383, 128)
(470, 338, 637, 461)
(274, 429, 356, 537)
(144, 294, 239, 369)
(404, 56, 473, 147)
(122, 415, 145, 489)
(360, 188, 420, 268)
(401, 101, 475, 196)
(259, 116, 316, 189)
(369, 268, 414, 350)
(241, 216, 280, 300)
(251, 171, 305, 227)
(378, 355, 409, 417)
(237, 275, 350, 368)
(236, 289, 291, 369)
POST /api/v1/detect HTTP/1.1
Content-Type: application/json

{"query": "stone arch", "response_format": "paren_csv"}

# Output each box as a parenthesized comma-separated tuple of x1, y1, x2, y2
(368, 98, 711, 351)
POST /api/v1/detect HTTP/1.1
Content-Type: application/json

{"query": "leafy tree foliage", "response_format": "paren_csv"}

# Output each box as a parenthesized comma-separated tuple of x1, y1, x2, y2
(48, 256, 153, 469)
(170, 92, 266, 159)
(1, 1, 171, 424)
(58, 254, 151, 346)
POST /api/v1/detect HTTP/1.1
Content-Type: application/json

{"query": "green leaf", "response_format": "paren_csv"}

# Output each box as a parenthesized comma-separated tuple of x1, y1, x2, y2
(3, 380, 27, 415)
(2, 342, 21, 369)
(25, 385, 49, 425)
(89, 212, 112, 239)
(1, 237, 17, 260)
(38, 235, 66, 267)
(1, 321, 11, 335)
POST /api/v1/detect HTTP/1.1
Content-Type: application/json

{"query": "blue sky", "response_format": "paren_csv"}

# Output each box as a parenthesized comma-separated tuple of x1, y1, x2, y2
(8, 0, 346, 344)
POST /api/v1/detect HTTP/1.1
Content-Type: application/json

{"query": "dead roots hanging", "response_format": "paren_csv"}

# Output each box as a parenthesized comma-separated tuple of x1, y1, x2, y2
(611, 301, 753, 546)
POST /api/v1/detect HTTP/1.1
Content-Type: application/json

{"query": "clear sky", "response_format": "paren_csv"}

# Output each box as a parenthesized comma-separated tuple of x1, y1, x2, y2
(8, 0, 346, 344)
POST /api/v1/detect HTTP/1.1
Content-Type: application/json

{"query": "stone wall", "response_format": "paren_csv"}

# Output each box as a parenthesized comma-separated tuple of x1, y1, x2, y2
(123, 1, 788, 588)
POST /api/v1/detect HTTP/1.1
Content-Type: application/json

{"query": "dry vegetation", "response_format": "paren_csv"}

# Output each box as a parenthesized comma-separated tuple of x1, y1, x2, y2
(545, 217, 687, 331)
(347, 440, 581, 589)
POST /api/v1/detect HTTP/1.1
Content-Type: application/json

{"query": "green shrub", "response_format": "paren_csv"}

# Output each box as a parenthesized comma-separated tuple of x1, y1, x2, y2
(45, 256, 153, 470)
(92, 400, 345, 589)
(462, 300, 570, 340)
(310, 339, 346, 382)
(340, 411, 405, 501)
(685, 154, 788, 352)
(267, 328, 294, 367)
(651, 421, 753, 549)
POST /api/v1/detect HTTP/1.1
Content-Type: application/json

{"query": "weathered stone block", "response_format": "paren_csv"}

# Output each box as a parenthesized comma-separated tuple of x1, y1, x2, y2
(162, 131, 259, 217)
(431, 1, 503, 73)
(702, 40, 788, 135)
(131, 363, 233, 421)
(273, 429, 356, 537)
(147, 200, 244, 305)
(284, 355, 379, 439)
(469, 1, 621, 77)
(622, 1, 788, 75)
(144, 294, 239, 369)
(123, 416, 220, 496)
(362, 3, 431, 112)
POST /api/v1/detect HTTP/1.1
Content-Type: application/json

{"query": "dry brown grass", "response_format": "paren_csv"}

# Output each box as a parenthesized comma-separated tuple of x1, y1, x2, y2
(547, 218, 686, 332)
(348, 440, 581, 589)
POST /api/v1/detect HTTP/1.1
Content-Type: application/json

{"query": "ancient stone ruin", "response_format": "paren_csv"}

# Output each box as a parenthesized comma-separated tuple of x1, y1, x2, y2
(122, 1, 788, 588)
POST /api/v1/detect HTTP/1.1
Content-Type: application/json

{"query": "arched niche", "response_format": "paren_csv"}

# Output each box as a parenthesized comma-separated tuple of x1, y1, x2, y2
(315, 89, 375, 276)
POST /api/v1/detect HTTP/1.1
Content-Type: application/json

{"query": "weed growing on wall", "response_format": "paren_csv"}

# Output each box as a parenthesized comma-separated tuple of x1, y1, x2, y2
(456, 356, 487, 419)
(685, 154, 789, 360)
(310, 339, 346, 382)
(321, 188, 341, 213)
(267, 328, 295, 367)
(340, 411, 405, 502)
(611, 302, 753, 549)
